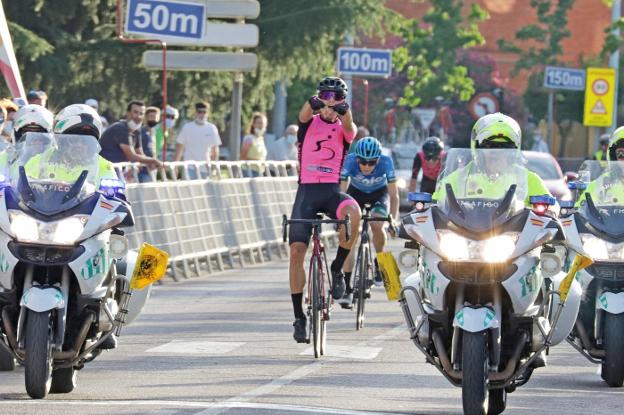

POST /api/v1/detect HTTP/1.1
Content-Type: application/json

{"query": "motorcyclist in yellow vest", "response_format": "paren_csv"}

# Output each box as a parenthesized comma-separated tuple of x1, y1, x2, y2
(433, 113, 552, 204)
(593, 134, 610, 161)
(577, 127, 624, 207)
(52, 104, 121, 188)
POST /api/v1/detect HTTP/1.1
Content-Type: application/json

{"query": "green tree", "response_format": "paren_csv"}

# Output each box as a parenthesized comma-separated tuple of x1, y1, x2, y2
(497, 0, 578, 155)
(393, 0, 488, 108)
(3, 0, 399, 141)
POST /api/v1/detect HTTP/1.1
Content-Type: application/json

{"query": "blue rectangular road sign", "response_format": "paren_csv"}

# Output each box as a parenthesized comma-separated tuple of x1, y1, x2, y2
(337, 47, 392, 78)
(126, 0, 205, 40)
(544, 66, 586, 91)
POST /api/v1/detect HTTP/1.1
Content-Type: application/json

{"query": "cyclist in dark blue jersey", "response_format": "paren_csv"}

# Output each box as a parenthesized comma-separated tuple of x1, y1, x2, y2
(338, 137, 399, 305)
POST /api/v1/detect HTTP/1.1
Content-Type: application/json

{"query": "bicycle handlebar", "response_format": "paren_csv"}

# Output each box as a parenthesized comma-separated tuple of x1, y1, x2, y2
(282, 214, 351, 243)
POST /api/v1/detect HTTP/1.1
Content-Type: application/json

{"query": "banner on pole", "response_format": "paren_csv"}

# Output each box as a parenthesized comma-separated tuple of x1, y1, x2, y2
(0, 1, 25, 99)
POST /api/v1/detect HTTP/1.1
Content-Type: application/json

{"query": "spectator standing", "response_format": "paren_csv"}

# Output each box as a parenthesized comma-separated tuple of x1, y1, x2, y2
(27, 90, 47, 108)
(530, 132, 550, 153)
(99, 100, 162, 178)
(175, 102, 221, 162)
(0, 99, 18, 142)
(155, 105, 179, 159)
(85, 98, 110, 130)
(268, 124, 298, 161)
(137, 106, 161, 182)
(241, 112, 268, 177)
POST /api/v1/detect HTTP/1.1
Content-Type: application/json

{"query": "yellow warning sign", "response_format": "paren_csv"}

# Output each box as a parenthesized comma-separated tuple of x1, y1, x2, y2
(584, 67, 616, 127)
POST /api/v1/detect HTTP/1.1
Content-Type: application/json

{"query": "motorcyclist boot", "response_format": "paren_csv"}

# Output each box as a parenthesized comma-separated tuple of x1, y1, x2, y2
(97, 332, 118, 350)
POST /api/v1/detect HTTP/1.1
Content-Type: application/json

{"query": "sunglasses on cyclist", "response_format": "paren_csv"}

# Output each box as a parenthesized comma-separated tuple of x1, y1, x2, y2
(424, 154, 439, 161)
(318, 90, 346, 101)
(357, 157, 379, 166)
(615, 148, 624, 159)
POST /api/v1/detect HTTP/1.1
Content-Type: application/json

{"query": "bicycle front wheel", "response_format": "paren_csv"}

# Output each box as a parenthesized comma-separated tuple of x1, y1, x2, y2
(311, 258, 322, 358)
(355, 244, 370, 330)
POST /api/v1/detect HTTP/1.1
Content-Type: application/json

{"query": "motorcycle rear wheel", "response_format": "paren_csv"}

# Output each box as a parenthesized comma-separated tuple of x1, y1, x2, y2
(602, 312, 624, 387)
(462, 330, 489, 415)
(24, 310, 53, 399)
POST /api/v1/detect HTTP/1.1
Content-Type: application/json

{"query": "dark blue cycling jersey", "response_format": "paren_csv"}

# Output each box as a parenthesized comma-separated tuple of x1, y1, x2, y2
(340, 153, 396, 193)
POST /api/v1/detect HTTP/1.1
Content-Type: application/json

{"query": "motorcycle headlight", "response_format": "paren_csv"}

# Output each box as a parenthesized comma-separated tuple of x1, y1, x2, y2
(10, 213, 39, 242)
(482, 235, 517, 263)
(439, 232, 469, 261)
(582, 235, 611, 260)
(53, 217, 85, 245)
(9, 211, 87, 245)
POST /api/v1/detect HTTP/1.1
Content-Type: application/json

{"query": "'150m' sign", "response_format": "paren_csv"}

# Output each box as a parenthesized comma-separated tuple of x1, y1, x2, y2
(125, 0, 206, 40)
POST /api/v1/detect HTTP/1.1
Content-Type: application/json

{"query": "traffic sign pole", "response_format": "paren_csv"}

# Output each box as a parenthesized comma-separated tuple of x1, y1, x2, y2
(547, 91, 554, 153)
(610, 0, 621, 131)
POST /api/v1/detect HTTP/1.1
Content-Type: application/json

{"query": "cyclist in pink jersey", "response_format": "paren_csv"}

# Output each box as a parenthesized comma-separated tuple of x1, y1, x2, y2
(289, 76, 361, 343)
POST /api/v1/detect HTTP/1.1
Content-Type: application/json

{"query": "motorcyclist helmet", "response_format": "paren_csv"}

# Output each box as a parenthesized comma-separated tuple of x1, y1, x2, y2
(13, 104, 54, 143)
(471, 112, 521, 150)
(608, 126, 624, 161)
(54, 104, 103, 140)
(422, 136, 444, 160)
(355, 137, 382, 160)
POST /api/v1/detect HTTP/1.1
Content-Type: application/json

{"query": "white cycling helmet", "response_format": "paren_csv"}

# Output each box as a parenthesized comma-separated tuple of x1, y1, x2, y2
(13, 104, 54, 142)
(471, 112, 521, 149)
(54, 103, 103, 139)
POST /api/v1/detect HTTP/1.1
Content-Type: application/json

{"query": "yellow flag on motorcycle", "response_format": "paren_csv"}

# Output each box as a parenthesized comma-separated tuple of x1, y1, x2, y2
(559, 254, 593, 302)
(376, 252, 402, 300)
(130, 243, 169, 290)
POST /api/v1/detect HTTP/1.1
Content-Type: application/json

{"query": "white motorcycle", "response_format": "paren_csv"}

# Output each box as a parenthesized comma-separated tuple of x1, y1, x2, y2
(561, 160, 624, 386)
(0, 133, 154, 398)
(398, 149, 580, 415)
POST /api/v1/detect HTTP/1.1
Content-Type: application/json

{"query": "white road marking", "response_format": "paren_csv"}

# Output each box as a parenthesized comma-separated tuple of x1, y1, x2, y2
(300, 345, 382, 359)
(145, 341, 245, 355)
(195, 324, 406, 415)
(0, 400, 402, 415)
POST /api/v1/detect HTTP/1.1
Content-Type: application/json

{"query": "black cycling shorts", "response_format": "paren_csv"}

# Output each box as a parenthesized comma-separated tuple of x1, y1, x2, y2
(420, 176, 437, 194)
(288, 183, 357, 245)
(346, 186, 390, 216)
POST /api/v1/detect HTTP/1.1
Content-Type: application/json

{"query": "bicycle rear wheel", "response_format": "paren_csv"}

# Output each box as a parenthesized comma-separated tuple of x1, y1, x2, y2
(355, 244, 370, 330)
(311, 259, 322, 358)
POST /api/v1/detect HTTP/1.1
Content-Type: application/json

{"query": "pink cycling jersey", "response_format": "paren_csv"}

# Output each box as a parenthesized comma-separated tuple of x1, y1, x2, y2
(298, 115, 355, 184)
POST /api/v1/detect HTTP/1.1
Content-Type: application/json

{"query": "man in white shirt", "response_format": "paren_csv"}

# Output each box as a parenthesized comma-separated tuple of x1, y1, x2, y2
(268, 124, 299, 161)
(175, 102, 221, 163)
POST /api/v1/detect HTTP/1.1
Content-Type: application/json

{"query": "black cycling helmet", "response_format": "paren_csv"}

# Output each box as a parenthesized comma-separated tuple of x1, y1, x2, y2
(422, 136, 444, 159)
(318, 76, 348, 94)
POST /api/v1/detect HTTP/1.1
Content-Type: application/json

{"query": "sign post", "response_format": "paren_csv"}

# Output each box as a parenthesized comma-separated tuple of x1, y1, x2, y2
(583, 67, 616, 127)
(543, 66, 586, 152)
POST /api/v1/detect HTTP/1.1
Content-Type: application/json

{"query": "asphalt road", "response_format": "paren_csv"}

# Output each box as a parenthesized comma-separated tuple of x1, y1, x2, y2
(1, 241, 623, 415)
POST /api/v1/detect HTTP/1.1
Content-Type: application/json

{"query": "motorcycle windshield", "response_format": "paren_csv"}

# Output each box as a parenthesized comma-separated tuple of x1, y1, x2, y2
(435, 148, 528, 233)
(10, 133, 101, 215)
(577, 160, 624, 237)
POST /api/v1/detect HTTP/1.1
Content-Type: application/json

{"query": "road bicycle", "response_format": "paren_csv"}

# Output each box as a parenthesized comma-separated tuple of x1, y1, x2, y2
(350, 204, 394, 330)
(283, 214, 350, 358)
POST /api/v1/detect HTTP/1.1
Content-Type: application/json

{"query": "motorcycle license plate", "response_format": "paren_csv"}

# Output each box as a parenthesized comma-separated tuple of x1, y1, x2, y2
(130, 243, 169, 290)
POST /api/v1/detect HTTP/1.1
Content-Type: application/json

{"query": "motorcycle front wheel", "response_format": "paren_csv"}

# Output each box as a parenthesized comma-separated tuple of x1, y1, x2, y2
(462, 330, 489, 415)
(24, 310, 53, 399)
(602, 312, 624, 387)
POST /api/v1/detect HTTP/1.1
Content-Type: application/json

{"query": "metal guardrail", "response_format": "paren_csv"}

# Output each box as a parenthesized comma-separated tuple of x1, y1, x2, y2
(113, 160, 337, 281)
